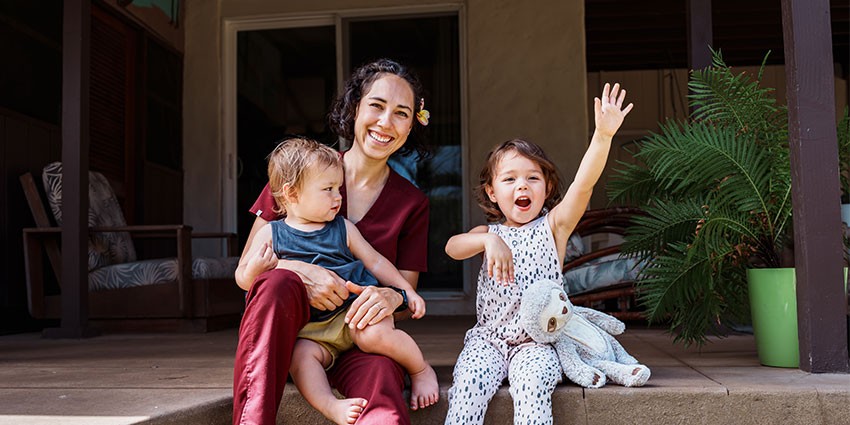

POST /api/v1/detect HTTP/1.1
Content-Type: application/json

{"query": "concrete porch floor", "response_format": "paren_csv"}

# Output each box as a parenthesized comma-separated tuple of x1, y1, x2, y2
(0, 316, 848, 425)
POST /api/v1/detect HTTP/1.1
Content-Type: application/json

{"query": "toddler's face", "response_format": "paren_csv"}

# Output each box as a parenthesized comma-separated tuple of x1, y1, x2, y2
(486, 151, 547, 227)
(287, 164, 344, 225)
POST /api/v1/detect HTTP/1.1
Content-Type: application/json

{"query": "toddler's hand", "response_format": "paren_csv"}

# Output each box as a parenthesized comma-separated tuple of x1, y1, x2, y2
(407, 290, 426, 319)
(484, 234, 514, 285)
(594, 82, 633, 137)
(247, 242, 277, 276)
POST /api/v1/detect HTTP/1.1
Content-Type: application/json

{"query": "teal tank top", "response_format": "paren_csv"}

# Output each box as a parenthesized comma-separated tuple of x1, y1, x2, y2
(271, 216, 378, 321)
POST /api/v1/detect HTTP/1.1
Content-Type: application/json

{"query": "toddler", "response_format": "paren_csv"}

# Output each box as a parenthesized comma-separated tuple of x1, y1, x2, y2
(443, 83, 633, 425)
(235, 137, 439, 425)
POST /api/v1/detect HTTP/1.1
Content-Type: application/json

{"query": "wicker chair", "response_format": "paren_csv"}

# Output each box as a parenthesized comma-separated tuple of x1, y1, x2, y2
(562, 207, 645, 321)
(20, 162, 245, 332)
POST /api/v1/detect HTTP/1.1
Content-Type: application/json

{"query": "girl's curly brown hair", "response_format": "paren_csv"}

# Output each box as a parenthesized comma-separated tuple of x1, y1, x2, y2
(327, 58, 429, 158)
(474, 138, 564, 223)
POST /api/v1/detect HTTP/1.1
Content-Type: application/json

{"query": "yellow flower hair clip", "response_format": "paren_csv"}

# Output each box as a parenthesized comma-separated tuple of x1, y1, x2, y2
(416, 98, 430, 126)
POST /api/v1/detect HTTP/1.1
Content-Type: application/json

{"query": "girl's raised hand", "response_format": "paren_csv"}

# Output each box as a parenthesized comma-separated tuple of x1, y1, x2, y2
(594, 83, 633, 137)
(484, 234, 514, 286)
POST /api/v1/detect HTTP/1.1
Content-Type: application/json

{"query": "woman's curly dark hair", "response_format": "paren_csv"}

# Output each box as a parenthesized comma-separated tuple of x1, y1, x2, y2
(328, 58, 429, 158)
(474, 138, 564, 223)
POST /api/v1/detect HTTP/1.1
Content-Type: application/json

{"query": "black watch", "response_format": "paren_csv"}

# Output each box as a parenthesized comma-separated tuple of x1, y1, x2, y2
(386, 286, 409, 313)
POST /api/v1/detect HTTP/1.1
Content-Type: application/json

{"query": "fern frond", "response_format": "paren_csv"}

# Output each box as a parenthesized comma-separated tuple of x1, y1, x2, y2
(689, 49, 781, 136)
(606, 161, 659, 205)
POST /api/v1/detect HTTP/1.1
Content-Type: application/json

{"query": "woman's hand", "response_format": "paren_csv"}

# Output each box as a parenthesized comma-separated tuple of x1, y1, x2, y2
(594, 83, 633, 138)
(344, 282, 402, 329)
(484, 233, 514, 285)
(284, 260, 350, 311)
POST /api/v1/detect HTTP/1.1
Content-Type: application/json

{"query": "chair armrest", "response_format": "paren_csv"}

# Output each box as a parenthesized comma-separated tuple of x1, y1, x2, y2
(23, 227, 62, 234)
(90, 224, 190, 237)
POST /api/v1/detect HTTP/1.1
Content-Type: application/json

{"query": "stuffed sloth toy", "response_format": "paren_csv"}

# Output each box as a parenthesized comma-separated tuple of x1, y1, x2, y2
(519, 279, 650, 388)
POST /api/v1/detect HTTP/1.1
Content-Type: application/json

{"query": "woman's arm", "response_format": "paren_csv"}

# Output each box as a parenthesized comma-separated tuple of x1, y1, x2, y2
(445, 225, 514, 284)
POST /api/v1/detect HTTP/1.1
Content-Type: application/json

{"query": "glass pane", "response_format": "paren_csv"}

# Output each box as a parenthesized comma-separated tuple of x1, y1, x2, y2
(348, 15, 462, 291)
(236, 26, 337, 246)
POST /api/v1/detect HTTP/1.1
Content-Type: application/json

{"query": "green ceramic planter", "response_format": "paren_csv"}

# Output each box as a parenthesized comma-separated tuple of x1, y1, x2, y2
(747, 268, 848, 368)
(747, 268, 799, 368)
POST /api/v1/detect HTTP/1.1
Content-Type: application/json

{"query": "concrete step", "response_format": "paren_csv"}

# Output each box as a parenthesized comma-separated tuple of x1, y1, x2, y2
(4, 319, 847, 425)
(163, 362, 850, 425)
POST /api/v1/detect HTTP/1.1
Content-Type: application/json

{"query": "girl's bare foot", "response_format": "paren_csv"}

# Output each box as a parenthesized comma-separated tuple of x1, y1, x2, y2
(409, 364, 439, 410)
(321, 397, 367, 425)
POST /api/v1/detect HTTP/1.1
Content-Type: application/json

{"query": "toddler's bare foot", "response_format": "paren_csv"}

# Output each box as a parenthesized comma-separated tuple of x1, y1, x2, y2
(409, 364, 439, 410)
(321, 397, 367, 425)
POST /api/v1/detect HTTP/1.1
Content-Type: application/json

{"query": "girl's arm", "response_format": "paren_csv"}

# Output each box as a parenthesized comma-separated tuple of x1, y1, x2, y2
(444, 225, 491, 259)
(445, 225, 514, 284)
(549, 83, 633, 254)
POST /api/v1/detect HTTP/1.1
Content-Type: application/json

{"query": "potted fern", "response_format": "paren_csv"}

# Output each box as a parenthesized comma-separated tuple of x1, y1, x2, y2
(609, 50, 849, 361)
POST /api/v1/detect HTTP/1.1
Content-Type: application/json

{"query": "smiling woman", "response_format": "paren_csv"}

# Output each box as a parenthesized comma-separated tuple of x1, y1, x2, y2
(234, 13, 463, 292)
(233, 59, 436, 425)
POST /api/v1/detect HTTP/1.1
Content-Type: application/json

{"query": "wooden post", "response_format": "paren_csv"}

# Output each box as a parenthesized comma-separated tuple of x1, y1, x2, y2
(45, 0, 98, 338)
(687, 0, 713, 71)
(781, 0, 848, 372)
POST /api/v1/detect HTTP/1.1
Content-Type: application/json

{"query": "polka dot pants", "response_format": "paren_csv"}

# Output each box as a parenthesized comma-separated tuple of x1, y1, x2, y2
(445, 338, 562, 425)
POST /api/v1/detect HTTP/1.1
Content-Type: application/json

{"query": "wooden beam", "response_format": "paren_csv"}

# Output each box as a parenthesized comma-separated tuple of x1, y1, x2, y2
(687, 0, 713, 71)
(781, 0, 849, 373)
(45, 0, 98, 338)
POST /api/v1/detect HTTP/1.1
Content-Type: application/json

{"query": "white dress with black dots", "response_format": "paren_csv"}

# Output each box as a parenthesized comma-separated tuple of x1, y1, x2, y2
(446, 215, 564, 425)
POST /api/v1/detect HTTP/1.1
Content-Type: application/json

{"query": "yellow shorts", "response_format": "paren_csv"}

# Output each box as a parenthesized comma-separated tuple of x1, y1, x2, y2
(297, 308, 354, 369)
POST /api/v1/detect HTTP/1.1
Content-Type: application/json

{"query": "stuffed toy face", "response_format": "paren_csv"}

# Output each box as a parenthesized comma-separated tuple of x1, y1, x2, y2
(520, 279, 576, 344)
(539, 287, 574, 334)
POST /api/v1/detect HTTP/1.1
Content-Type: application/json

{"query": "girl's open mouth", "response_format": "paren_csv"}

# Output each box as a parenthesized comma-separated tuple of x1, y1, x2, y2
(515, 197, 531, 208)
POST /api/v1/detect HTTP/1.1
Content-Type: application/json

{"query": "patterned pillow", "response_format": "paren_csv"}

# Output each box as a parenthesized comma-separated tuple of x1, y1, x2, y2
(563, 253, 641, 295)
(565, 233, 586, 262)
(88, 256, 240, 291)
(42, 162, 137, 271)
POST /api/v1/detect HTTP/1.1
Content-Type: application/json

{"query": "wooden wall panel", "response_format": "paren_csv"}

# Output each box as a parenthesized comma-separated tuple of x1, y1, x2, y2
(1, 109, 60, 332)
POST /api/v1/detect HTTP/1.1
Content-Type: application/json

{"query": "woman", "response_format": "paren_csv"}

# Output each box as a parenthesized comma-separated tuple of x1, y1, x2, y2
(232, 58, 431, 425)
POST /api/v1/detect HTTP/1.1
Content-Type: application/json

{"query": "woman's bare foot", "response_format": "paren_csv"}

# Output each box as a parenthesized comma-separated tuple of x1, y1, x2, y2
(321, 397, 367, 425)
(409, 364, 439, 410)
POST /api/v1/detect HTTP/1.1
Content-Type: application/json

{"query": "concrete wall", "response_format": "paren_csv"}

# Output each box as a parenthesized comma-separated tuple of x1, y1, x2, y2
(183, 0, 223, 255)
(465, 0, 587, 225)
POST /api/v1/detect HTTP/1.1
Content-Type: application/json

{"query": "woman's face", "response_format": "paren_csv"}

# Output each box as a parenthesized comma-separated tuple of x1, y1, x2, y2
(352, 74, 415, 162)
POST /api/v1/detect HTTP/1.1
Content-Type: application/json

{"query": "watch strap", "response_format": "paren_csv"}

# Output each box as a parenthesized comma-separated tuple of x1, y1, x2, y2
(385, 286, 409, 313)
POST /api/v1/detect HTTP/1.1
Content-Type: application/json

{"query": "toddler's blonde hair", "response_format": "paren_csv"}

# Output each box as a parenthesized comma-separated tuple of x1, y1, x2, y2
(267, 137, 342, 215)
